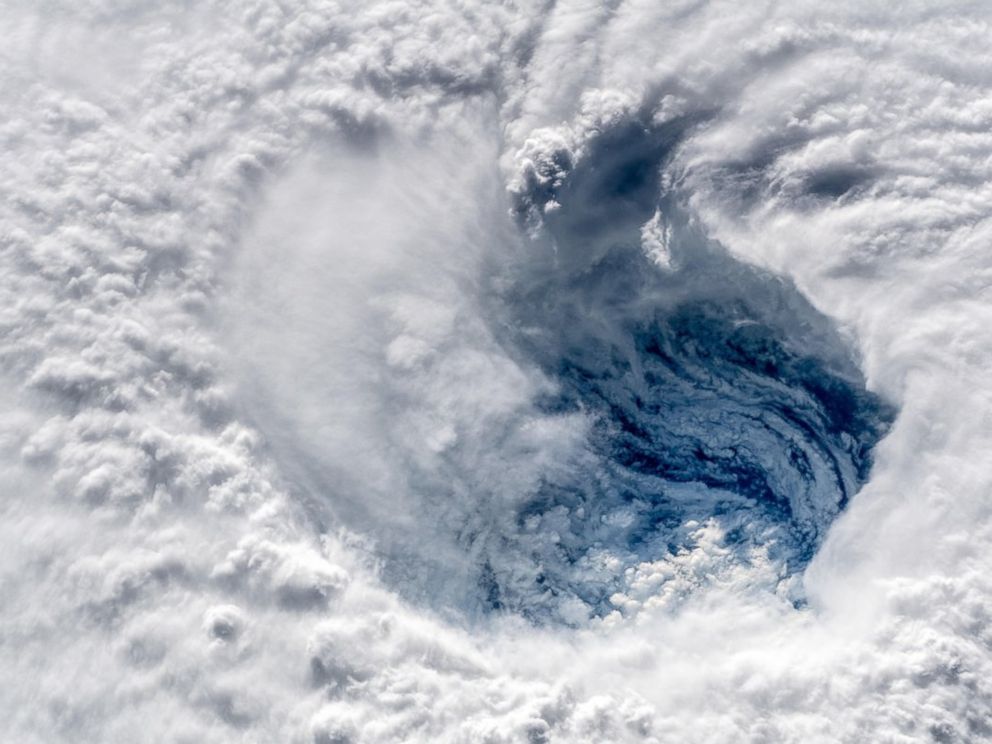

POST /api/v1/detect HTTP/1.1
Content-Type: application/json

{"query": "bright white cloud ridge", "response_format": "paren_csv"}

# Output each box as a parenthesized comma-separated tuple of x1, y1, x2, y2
(3, 1, 992, 742)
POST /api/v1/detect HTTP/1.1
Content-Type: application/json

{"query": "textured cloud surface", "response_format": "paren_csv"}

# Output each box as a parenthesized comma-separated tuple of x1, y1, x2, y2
(3, 1, 992, 742)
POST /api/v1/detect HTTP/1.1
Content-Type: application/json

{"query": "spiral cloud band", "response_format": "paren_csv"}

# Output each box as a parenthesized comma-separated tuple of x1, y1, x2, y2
(3, 1, 992, 742)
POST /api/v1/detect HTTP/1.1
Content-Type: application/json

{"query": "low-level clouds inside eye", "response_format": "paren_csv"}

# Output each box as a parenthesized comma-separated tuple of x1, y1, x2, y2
(3, 1, 992, 742)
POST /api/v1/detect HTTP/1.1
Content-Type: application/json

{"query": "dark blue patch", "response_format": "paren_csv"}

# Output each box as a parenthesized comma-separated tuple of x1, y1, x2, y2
(804, 167, 869, 199)
(488, 249, 895, 621)
(478, 118, 896, 623)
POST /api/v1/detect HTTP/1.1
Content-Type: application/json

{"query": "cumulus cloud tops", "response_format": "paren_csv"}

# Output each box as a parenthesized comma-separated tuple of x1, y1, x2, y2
(3, 1, 992, 743)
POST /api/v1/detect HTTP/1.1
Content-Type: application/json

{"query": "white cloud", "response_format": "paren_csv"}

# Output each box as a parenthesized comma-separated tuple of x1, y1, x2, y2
(3, 0, 992, 742)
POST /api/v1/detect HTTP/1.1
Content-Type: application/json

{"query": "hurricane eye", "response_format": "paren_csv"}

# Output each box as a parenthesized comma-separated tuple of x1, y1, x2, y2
(469, 120, 896, 623)
(486, 271, 895, 621)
